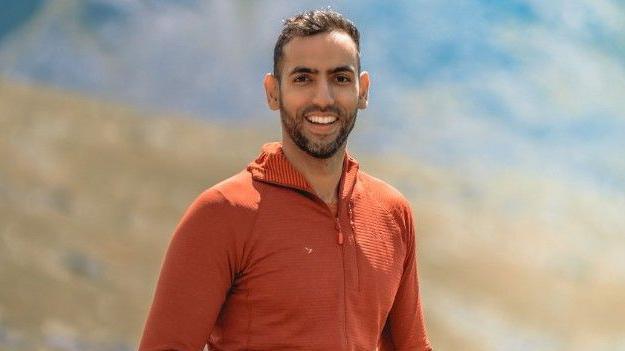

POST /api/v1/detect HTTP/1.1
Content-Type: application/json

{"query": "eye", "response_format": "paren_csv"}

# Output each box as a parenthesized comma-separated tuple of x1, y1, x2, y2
(293, 75, 311, 84)
(335, 75, 352, 84)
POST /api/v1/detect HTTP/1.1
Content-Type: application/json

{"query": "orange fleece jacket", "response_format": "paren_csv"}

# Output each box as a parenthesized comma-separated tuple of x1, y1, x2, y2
(139, 142, 431, 351)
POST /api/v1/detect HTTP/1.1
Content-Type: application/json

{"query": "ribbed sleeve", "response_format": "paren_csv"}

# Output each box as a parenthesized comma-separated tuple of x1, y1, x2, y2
(380, 203, 432, 351)
(139, 189, 242, 351)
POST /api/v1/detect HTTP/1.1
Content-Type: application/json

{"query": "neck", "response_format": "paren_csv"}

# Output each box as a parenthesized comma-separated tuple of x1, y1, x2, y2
(281, 134, 346, 204)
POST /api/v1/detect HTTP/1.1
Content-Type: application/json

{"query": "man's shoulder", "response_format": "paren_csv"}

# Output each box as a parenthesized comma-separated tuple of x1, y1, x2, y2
(189, 170, 259, 215)
(357, 170, 411, 209)
(356, 169, 415, 237)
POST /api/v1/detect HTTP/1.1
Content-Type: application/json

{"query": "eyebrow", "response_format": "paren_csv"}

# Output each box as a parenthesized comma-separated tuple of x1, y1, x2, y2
(289, 66, 318, 75)
(329, 65, 356, 74)
(288, 65, 356, 76)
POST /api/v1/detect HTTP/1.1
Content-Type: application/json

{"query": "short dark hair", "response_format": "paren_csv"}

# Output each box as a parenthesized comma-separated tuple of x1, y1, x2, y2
(273, 9, 361, 79)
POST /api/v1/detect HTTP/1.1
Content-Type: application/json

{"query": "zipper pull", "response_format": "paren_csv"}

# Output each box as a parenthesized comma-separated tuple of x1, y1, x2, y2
(348, 200, 355, 231)
(335, 219, 344, 245)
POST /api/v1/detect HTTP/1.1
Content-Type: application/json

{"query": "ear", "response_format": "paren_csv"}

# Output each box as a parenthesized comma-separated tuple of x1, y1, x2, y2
(263, 73, 280, 110)
(357, 71, 370, 109)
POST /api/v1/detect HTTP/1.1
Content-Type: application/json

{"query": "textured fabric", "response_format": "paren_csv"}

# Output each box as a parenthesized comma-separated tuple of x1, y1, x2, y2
(139, 142, 432, 351)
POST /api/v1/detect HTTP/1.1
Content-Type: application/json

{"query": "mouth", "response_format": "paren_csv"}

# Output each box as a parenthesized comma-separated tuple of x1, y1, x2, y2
(305, 115, 338, 125)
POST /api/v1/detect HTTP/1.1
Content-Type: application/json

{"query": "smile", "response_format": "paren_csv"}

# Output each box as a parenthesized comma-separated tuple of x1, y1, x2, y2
(305, 115, 338, 125)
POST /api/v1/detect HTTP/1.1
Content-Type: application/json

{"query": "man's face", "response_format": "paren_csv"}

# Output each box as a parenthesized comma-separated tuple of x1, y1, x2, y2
(266, 30, 369, 159)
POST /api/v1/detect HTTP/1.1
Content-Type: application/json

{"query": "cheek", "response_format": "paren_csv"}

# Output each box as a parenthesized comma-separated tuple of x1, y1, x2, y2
(335, 86, 359, 104)
(280, 90, 305, 109)
(337, 93, 359, 111)
(282, 95, 314, 119)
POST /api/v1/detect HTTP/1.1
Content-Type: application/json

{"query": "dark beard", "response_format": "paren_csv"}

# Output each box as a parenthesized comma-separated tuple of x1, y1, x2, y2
(280, 103, 358, 159)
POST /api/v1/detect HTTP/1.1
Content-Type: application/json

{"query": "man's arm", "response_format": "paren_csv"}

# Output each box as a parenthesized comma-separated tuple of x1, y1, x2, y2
(139, 189, 240, 351)
(379, 204, 432, 351)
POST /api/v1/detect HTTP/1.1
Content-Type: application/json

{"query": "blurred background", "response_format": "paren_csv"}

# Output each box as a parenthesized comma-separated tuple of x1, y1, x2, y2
(1, 0, 624, 350)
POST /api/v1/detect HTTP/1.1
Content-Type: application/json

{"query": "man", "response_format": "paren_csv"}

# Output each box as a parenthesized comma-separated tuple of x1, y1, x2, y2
(139, 9, 431, 351)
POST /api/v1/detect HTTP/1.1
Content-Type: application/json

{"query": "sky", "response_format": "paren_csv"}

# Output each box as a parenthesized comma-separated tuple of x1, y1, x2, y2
(0, 0, 623, 193)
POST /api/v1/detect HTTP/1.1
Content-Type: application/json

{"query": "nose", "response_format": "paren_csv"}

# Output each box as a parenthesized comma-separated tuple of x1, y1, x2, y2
(311, 79, 335, 109)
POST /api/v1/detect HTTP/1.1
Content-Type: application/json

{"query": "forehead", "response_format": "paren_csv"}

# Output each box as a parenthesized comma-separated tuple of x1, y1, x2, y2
(281, 31, 358, 72)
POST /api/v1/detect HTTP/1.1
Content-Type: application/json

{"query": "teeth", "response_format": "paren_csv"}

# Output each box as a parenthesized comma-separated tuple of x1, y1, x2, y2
(307, 115, 337, 124)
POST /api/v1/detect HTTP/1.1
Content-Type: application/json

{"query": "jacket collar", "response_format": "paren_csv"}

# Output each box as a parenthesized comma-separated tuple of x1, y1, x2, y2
(247, 142, 359, 201)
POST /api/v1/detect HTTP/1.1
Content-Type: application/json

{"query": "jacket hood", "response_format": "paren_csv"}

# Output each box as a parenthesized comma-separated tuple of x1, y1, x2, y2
(247, 142, 359, 202)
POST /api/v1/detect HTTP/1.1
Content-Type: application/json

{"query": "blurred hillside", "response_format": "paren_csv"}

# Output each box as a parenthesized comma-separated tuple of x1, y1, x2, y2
(1, 80, 624, 350)
(0, 79, 275, 350)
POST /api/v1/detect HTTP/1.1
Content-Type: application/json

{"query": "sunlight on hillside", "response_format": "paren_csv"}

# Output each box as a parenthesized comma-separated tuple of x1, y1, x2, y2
(1, 80, 624, 350)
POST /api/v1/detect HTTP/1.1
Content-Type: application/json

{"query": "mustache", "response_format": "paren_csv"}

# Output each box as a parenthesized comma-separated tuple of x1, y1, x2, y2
(301, 104, 341, 116)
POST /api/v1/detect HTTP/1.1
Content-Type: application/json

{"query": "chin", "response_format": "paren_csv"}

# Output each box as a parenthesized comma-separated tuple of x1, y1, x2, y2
(303, 141, 344, 159)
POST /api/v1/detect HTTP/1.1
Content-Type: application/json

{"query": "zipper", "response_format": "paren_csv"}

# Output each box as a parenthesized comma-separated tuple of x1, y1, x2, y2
(255, 175, 349, 343)
(335, 218, 344, 245)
